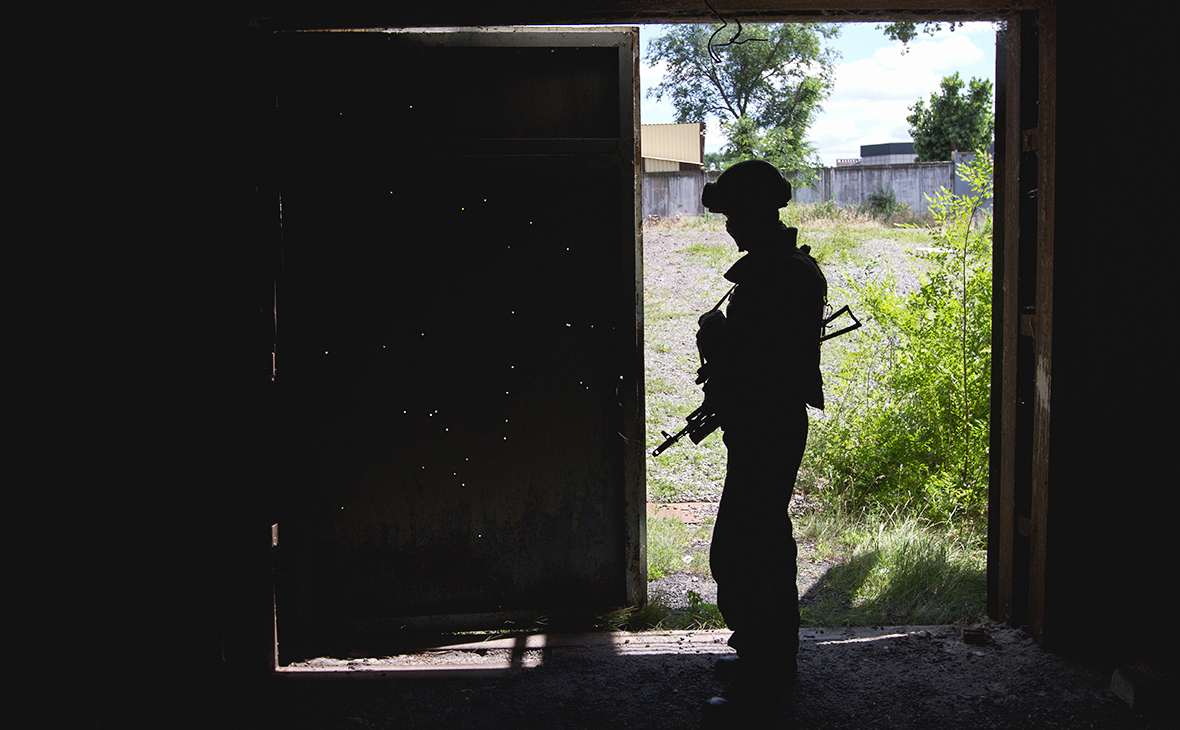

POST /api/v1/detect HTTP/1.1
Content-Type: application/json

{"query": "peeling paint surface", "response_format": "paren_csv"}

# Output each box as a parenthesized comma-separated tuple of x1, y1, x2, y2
(1036, 353, 1050, 410)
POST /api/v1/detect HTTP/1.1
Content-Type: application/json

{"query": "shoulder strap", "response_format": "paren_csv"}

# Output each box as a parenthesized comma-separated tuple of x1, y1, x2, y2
(709, 284, 737, 313)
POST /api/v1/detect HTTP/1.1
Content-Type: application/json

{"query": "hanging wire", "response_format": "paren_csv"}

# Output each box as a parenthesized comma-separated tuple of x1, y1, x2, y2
(704, 0, 768, 63)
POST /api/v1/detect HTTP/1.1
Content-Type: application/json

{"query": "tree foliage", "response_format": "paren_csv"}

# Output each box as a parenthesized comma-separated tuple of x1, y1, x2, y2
(646, 23, 839, 175)
(907, 72, 994, 162)
(807, 152, 994, 526)
(877, 21, 964, 51)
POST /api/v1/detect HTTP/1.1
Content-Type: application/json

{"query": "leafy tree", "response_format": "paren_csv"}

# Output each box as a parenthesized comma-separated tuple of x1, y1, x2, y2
(646, 23, 839, 176)
(877, 21, 964, 52)
(879, 21, 1005, 54)
(906, 72, 994, 162)
(704, 149, 739, 170)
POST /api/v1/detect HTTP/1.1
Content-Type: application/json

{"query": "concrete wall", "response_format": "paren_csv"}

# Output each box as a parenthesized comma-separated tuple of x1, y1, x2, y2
(642, 170, 705, 219)
(644, 159, 993, 219)
(792, 162, 955, 211)
(951, 150, 992, 204)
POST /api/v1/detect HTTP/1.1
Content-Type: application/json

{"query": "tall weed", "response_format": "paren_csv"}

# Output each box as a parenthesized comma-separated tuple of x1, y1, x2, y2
(797, 511, 986, 626)
(807, 152, 994, 526)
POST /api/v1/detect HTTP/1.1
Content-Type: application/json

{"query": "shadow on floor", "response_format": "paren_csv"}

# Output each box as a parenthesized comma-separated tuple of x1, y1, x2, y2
(201, 626, 1168, 729)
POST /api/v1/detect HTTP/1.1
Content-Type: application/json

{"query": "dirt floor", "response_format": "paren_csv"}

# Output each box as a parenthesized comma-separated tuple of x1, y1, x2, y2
(226, 508, 1170, 729)
(227, 621, 1169, 730)
(243, 519, 1169, 730)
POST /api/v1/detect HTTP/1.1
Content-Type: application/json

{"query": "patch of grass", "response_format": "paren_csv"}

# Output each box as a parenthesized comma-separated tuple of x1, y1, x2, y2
(605, 590, 726, 631)
(647, 516, 690, 580)
(599, 601, 671, 630)
(800, 223, 861, 265)
(680, 238, 739, 273)
(644, 374, 678, 399)
(786, 199, 930, 230)
(672, 590, 726, 629)
(647, 515, 712, 580)
(643, 298, 682, 322)
(796, 511, 986, 627)
(644, 434, 727, 502)
(646, 479, 678, 506)
(682, 212, 726, 231)
(794, 507, 849, 561)
(643, 201, 930, 236)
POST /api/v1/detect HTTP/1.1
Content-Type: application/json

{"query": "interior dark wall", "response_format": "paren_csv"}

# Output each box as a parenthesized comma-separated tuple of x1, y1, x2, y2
(13, 4, 1175, 727)
(16, 12, 273, 726)
(1046, 12, 1172, 663)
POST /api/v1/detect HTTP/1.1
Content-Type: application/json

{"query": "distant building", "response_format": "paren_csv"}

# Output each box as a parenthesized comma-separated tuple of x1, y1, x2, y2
(860, 142, 917, 166)
(641, 123, 705, 172)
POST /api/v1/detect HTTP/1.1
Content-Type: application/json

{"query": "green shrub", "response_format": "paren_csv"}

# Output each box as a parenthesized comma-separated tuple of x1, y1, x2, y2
(807, 152, 994, 526)
(862, 186, 908, 219)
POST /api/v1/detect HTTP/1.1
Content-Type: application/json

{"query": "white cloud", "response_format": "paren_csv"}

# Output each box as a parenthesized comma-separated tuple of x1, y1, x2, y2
(832, 57, 940, 102)
(876, 33, 984, 71)
(811, 30, 993, 164)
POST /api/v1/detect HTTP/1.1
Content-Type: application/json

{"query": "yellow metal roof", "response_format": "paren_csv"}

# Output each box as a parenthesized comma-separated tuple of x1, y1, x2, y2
(641, 123, 703, 166)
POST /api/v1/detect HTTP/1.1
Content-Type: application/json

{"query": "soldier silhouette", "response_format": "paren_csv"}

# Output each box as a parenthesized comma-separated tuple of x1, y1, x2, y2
(695, 160, 827, 722)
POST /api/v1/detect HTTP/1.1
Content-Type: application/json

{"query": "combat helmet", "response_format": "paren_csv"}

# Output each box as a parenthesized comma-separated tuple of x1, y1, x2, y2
(701, 159, 792, 214)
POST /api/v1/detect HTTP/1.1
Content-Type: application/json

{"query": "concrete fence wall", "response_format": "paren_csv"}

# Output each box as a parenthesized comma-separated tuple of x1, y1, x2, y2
(642, 157, 990, 219)
(641, 170, 705, 220)
(791, 162, 956, 211)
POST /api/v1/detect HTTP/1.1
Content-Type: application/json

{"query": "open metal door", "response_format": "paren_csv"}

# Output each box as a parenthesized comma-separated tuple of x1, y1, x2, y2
(269, 27, 643, 658)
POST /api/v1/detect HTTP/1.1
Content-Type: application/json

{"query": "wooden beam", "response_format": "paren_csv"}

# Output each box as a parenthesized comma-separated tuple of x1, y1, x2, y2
(250, 1, 1033, 30)
(990, 11, 1022, 627)
(1028, 0, 1055, 647)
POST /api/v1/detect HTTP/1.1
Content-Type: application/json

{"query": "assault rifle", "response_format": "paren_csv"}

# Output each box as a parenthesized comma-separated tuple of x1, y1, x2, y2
(651, 401, 723, 457)
(650, 303, 861, 458)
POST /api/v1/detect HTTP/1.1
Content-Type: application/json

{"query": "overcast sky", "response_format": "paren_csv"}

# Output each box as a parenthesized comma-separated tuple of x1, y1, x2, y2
(639, 21, 998, 166)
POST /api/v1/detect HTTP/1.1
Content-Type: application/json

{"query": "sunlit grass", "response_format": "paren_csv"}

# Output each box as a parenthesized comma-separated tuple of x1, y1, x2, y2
(647, 515, 711, 580)
(795, 510, 986, 627)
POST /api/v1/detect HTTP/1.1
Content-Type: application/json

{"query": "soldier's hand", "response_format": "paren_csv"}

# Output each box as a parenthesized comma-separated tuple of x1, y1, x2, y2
(697, 309, 726, 329)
